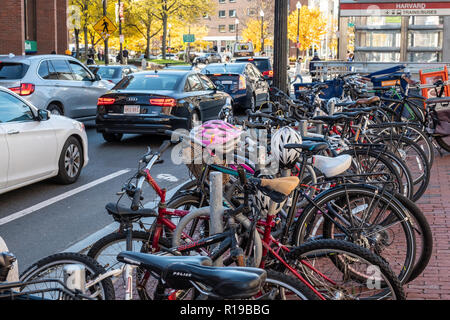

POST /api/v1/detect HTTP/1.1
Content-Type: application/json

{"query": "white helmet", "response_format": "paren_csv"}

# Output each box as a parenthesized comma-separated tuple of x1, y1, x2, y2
(253, 189, 286, 218)
(271, 126, 302, 168)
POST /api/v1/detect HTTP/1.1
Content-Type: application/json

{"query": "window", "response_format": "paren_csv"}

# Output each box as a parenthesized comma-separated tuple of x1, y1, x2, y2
(229, 24, 236, 32)
(186, 75, 204, 91)
(38, 60, 59, 80)
(219, 10, 226, 18)
(229, 0, 236, 2)
(114, 74, 183, 91)
(229, 10, 236, 17)
(50, 59, 73, 80)
(68, 61, 93, 81)
(218, 0, 225, 3)
(0, 91, 34, 123)
(0, 63, 28, 80)
(247, 8, 256, 16)
(219, 25, 226, 33)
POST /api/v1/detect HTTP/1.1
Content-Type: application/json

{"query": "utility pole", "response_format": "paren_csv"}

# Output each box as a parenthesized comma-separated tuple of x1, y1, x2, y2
(103, 0, 108, 65)
(260, 9, 264, 54)
(118, 0, 123, 64)
(296, 2, 301, 61)
(273, 0, 288, 94)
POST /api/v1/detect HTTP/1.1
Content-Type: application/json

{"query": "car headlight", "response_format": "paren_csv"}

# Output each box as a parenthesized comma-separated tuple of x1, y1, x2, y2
(73, 121, 85, 132)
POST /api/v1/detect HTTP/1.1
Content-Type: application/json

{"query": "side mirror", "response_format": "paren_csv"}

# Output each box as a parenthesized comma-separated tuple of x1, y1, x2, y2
(94, 73, 102, 81)
(37, 109, 50, 121)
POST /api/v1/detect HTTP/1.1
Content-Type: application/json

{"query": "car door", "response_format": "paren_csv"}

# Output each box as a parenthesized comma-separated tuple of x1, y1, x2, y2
(185, 74, 213, 120)
(68, 60, 109, 117)
(198, 74, 228, 118)
(0, 91, 57, 188)
(0, 125, 8, 190)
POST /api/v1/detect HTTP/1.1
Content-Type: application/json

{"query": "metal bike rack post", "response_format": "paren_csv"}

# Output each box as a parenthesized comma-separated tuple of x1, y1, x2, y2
(63, 264, 86, 293)
(299, 120, 308, 137)
(210, 171, 223, 266)
(256, 146, 266, 172)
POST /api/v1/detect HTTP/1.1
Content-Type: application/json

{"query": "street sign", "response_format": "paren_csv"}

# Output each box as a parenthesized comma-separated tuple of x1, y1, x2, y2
(93, 16, 117, 40)
(339, 1, 450, 16)
(183, 34, 195, 43)
(25, 40, 37, 53)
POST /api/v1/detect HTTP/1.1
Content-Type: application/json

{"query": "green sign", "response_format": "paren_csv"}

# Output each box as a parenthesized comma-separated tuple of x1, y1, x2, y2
(348, 22, 355, 27)
(25, 40, 37, 53)
(385, 16, 401, 24)
(183, 34, 195, 43)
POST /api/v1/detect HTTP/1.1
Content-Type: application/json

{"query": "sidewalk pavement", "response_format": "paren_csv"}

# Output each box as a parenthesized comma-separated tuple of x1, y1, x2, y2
(406, 152, 450, 299)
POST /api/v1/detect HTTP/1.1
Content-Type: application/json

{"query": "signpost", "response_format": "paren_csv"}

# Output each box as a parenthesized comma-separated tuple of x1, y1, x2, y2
(183, 34, 195, 43)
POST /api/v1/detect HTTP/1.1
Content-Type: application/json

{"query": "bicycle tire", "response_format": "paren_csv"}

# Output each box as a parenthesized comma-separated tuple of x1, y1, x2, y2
(286, 239, 406, 300)
(19, 252, 115, 300)
(435, 135, 450, 152)
(293, 184, 416, 285)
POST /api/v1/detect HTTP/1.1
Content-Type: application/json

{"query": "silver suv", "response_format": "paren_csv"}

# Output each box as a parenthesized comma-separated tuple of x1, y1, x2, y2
(0, 54, 114, 120)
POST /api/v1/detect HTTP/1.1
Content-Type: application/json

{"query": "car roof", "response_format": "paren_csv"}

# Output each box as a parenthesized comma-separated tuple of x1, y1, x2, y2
(133, 70, 194, 76)
(235, 57, 270, 61)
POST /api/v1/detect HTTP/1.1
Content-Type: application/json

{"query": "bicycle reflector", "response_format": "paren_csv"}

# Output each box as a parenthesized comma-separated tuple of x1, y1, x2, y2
(9, 83, 35, 96)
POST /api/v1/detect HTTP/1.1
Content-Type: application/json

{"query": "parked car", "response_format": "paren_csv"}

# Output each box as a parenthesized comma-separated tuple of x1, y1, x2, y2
(194, 53, 222, 64)
(201, 63, 269, 111)
(157, 53, 177, 60)
(235, 57, 273, 84)
(0, 54, 114, 120)
(96, 70, 232, 142)
(0, 86, 88, 194)
(88, 65, 138, 84)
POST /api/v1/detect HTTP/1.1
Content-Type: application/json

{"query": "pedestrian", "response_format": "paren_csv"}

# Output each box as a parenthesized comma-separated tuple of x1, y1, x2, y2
(309, 51, 321, 81)
(141, 56, 147, 70)
(122, 47, 129, 65)
(86, 54, 95, 65)
(290, 57, 303, 84)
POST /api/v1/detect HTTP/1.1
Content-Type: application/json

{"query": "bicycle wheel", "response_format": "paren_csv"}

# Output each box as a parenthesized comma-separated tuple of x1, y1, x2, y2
(19, 252, 115, 300)
(293, 184, 416, 285)
(87, 231, 171, 300)
(254, 270, 320, 300)
(435, 135, 450, 152)
(286, 239, 405, 300)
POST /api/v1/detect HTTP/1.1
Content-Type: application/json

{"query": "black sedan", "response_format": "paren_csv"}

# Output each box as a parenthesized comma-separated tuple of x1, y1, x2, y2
(96, 70, 232, 142)
(201, 63, 269, 111)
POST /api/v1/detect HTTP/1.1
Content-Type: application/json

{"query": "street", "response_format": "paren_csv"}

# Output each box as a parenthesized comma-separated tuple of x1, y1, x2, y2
(0, 122, 189, 270)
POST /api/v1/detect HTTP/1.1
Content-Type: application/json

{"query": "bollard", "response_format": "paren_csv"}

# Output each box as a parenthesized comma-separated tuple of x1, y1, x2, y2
(209, 172, 223, 266)
(63, 264, 86, 293)
(299, 120, 308, 137)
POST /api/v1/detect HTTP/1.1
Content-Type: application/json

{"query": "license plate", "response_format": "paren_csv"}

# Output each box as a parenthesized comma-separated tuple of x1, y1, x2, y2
(221, 80, 233, 85)
(124, 105, 140, 114)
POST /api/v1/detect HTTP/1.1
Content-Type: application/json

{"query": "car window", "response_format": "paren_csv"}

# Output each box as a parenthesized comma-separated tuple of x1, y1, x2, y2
(0, 91, 34, 123)
(114, 73, 183, 91)
(250, 64, 263, 77)
(0, 62, 29, 80)
(50, 59, 73, 80)
(68, 60, 93, 81)
(38, 60, 59, 80)
(97, 67, 121, 79)
(198, 74, 216, 90)
(186, 75, 204, 92)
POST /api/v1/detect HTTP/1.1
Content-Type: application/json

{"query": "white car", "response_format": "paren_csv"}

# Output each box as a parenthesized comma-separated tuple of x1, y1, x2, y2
(0, 86, 88, 195)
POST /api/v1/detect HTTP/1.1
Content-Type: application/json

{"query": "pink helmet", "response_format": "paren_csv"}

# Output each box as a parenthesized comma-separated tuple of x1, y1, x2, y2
(191, 120, 242, 154)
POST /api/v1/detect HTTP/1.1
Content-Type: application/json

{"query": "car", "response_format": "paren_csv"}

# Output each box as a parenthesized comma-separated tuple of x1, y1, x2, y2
(235, 57, 273, 84)
(201, 63, 270, 111)
(0, 86, 88, 194)
(88, 65, 138, 84)
(157, 53, 177, 60)
(96, 70, 232, 142)
(163, 64, 198, 71)
(194, 53, 222, 64)
(0, 54, 114, 120)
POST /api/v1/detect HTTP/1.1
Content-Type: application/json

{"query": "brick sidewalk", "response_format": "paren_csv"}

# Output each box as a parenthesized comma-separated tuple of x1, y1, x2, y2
(406, 152, 450, 299)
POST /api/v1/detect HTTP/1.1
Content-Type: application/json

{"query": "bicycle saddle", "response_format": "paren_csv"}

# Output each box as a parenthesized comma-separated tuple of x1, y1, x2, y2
(105, 203, 158, 223)
(312, 154, 352, 178)
(354, 96, 380, 106)
(259, 176, 299, 196)
(312, 114, 350, 124)
(284, 141, 329, 154)
(116, 252, 267, 299)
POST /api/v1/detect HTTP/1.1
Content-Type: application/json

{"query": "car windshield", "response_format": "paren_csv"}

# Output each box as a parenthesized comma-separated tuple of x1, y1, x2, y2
(114, 73, 183, 91)
(96, 67, 121, 79)
(203, 64, 245, 74)
(0, 62, 28, 79)
(242, 59, 270, 72)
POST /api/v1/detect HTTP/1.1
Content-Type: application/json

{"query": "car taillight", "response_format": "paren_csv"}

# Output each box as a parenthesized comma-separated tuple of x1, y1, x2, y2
(150, 98, 177, 107)
(239, 75, 246, 90)
(97, 97, 116, 105)
(263, 70, 273, 77)
(9, 83, 35, 96)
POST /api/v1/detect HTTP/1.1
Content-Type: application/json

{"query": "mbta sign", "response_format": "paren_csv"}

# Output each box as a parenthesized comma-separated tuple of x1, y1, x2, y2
(339, 0, 450, 16)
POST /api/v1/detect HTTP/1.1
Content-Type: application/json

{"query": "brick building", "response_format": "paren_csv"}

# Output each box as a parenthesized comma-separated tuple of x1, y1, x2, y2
(0, 0, 68, 56)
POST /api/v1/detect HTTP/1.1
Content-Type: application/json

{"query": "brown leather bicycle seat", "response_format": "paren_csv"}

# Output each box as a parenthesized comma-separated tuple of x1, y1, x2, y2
(355, 96, 380, 106)
(260, 176, 299, 196)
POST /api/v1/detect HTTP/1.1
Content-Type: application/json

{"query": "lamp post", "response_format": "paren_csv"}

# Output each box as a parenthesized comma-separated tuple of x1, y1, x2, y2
(103, 0, 108, 65)
(235, 18, 239, 44)
(296, 1, 301, 61)
(260, 9, 264, 54)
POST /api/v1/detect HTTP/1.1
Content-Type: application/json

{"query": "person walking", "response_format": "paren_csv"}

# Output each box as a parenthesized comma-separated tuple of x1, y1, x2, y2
(290, 57, 303, 84)
(122, 48, 129, 65)
(309, 51, 321, 81)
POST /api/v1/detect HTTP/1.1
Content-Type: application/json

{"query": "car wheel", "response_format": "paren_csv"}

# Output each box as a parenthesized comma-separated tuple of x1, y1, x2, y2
(55, 136, 83, 184)
(47, 103, 63, 116)
(102, 133, 123, 143)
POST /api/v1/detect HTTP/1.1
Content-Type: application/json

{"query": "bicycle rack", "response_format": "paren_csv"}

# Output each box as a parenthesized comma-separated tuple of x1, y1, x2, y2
(209, 172, 224, 267)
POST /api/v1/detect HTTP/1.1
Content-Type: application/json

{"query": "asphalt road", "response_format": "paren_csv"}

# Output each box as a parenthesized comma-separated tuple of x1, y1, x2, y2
(0, 121, 190, 270)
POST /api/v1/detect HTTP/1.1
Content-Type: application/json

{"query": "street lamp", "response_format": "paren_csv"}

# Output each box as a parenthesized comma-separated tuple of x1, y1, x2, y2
(260, 9, 264, 54)
(235, 18, 239, 44)
(296, 1, 301, 61)
(168, 23, 172, 53)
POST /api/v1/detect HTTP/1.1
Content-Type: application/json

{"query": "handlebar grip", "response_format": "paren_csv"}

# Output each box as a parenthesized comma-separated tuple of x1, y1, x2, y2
(131, 188, 142, 211)
(237, 166, 247, 186)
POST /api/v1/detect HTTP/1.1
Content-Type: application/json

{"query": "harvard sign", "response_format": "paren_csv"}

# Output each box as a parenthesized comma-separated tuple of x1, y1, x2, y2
(339, 0, 450, 16)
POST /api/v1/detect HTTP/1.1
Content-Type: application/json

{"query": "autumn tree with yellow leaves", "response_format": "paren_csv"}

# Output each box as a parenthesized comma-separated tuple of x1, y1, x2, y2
(287, 6, 327, 53)
(241, 18, 272, 53)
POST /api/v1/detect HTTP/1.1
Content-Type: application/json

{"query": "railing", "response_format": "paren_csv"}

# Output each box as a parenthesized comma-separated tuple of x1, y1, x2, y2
(310, 61, 450, 81)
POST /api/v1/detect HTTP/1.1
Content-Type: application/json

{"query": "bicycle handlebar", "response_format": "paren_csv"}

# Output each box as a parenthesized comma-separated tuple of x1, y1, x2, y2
(131, 187, 142, 211)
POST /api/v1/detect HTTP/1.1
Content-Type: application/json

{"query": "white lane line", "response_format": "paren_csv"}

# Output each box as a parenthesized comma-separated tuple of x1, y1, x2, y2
(0, 169, 131, 226)
(63, 180, 190, 253)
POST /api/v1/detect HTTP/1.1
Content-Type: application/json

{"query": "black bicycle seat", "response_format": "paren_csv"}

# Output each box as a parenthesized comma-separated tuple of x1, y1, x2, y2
(117, 252, 267, 299)
(285, 141, 329, 153)
(312, 114, 350, 124)
(105, 203, 158, 223)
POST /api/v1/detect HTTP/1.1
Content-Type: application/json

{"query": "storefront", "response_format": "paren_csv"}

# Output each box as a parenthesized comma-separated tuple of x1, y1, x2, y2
(339, 0, 450, 62)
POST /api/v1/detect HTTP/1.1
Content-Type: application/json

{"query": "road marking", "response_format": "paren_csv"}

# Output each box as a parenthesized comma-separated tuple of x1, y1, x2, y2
(0, 169, 131, 226)
(63, 180, 190, 253)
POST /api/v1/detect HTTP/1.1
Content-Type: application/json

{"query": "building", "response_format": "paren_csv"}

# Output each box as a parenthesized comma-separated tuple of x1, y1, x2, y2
(339, 0, 450, 62)
(0, 0, 68, 56)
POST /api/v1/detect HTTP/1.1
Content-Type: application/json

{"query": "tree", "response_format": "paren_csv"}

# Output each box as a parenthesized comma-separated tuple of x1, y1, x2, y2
(241, 18, 272, 53)
(287, 6, 327, 53)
